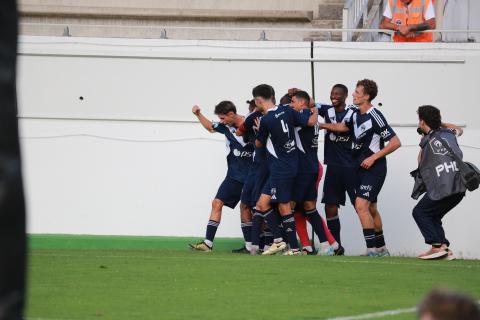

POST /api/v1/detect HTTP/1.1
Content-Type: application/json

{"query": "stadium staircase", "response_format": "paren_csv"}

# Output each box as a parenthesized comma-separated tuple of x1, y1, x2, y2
(19, 0, 351, 41)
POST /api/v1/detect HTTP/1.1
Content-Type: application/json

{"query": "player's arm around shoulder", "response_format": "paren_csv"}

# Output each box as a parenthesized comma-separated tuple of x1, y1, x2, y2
(307, 105, 319, 127)
(192, 105, 215, 133)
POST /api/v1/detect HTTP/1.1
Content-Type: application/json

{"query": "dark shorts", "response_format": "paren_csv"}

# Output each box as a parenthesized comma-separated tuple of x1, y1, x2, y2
(215, 176, 244, 209)
(293, 173, 318, 203)
(322, 165, 358, 206)
(356, 166, 387, 203)
(250, 165, 270, 208)
(261, 176, 295, 204)
(240, 171, 256, 207)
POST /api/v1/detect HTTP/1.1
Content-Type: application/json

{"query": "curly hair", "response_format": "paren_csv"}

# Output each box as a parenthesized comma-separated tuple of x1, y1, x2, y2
(417, 105, 442, 130)
(356, 79, 378, 102)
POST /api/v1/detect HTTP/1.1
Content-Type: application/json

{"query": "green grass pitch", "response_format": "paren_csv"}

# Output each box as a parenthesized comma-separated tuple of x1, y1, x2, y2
(27, 235, 480, 320)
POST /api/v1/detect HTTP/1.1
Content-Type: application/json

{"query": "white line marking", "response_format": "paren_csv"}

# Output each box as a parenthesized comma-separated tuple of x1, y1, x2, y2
(325, 307, 416, 320)
(28, 252, 480, 269)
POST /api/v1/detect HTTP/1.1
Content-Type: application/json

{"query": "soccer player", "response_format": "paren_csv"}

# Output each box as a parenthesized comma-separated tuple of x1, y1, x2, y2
(253, 84, 318, 255)
(231, 99, 263, 253)
(316, 84, 357, 253)
(189, 101, 254, 252)
(320, 79, 401, 256)
(290, 90, 338, 256)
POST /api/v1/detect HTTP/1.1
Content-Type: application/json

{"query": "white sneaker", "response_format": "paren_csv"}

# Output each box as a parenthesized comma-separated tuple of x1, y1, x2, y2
(283, 249, 302, 256)
(261, 241, 287, 255)
(442, 249, 456, 261)
(317, 246, 335, 256)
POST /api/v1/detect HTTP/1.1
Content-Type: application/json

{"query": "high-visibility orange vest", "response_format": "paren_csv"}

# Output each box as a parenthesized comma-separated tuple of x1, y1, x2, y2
(388, 0, 434, 42)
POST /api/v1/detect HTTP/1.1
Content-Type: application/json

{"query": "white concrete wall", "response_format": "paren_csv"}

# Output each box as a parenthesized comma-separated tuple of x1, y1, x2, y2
(18, 36, 480, 258)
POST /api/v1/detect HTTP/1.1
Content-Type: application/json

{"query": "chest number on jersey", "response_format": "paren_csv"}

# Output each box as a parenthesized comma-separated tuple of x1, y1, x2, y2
(281, 119, 289, 134)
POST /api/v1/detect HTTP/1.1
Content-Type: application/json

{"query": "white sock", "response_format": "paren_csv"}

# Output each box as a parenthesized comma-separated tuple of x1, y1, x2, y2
(263, 245, 271, 252)
(245, 242, 252, 251)
(332, 241, 339, 250)
(204, 239, 213, 248)
(376, 245, 387, 252)
(320, 241, 330, 251)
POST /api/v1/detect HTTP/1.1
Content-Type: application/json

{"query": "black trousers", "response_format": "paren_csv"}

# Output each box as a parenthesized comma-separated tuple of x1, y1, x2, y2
(412, 192, 465, 246)
(0, 1, 26, 319)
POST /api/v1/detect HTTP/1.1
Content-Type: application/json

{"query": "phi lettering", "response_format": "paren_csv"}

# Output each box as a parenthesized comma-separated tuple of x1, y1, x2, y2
(435, 161, 459, 177)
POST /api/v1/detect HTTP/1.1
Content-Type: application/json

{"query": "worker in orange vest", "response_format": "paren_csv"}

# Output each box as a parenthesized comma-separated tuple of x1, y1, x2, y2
(380, 0, 436, 42)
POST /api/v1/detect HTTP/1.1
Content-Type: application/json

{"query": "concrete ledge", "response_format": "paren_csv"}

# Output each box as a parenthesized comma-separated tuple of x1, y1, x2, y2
(20, 5, 314, 22)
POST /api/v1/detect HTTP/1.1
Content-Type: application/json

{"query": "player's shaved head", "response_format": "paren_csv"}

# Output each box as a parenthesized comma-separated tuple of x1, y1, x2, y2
(292, 91, 310, 104)
(332, 84, 348, 96)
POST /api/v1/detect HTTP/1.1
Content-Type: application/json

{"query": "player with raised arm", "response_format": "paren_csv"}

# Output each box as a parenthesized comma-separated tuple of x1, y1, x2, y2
(189, 101, 254, 252)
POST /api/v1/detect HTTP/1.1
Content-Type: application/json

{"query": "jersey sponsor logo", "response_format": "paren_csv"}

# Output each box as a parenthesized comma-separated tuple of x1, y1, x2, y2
(284, 139, 296, 153)
(233, 149, 253, 157)
(380, 129, 391, 139)
(359, 184, 372, 191)
(274, 111, 285, 119)
(429, 138, 450, 156)
(435, 161, 459, 177)
(353, 143, 363, 150)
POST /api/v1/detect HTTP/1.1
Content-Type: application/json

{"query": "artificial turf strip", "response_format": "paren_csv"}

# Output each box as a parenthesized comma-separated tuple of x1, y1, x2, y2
(27, 235, 480, 320)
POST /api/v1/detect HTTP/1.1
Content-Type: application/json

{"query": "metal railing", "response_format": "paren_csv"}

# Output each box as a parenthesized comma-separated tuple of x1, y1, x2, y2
(20, 22, 480, 42)
(342, 0, 369, 42)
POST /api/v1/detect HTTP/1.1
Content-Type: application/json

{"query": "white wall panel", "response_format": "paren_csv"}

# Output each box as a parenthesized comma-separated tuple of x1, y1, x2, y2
(18, 36, 480, 258)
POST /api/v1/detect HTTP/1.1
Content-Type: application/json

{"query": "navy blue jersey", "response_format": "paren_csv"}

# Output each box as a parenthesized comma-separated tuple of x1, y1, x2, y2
(294, 108, 320, 174)
(243, 111, 263, 144)
(317, 103, 356, 167)
(257, 105, 310, 178)
(242, 111, 267, 171)
(213, 122, 254, 183)
(345, 107, 396, 168)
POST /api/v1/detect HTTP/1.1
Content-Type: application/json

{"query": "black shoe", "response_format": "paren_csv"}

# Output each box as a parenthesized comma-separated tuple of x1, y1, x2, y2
(232, 246, 250, 254)
(334, 245, 345, 256)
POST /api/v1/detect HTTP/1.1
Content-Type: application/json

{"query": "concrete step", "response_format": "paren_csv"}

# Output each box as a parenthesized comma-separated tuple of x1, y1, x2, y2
(20, 4, 314, 22)
(317, 3, 344, 20)
(311, 19, 343, 29)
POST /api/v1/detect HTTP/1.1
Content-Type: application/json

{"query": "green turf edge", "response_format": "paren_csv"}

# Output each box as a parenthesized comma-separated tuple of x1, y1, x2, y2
(28, 234, 244, 251)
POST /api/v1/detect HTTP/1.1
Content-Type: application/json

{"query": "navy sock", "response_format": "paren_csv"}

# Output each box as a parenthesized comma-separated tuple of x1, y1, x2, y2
(305, 209, 327, 243)
(282, 213, 299, 250)
(262, 208, 283, 241)
(363, 228, 376, 249)
(251, 210, 263, 246)
(205, 220, 219, 246)
(327, 215, 341, 244)
(375, 230, 386, 248)
(241, 221, 252, 243)
(263, 229, 273, 247)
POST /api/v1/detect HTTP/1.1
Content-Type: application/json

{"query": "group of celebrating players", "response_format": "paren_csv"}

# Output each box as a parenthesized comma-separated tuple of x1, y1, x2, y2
(189, 79, 402, 256)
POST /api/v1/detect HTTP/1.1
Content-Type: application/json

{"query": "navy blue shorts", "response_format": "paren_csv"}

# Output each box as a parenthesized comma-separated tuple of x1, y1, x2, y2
(322, 165, 358, 206)
(215, 176, 244, 209)
(293, 173, 318, 203)
(240, 171, 256, 207)
(261, 176, 295, 203)
(356, 166, 386, 203)
(250, 166, 269, 207)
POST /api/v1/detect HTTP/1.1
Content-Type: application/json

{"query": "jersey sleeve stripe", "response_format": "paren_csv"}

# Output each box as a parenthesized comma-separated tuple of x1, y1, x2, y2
(370, 109, 386, 127)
